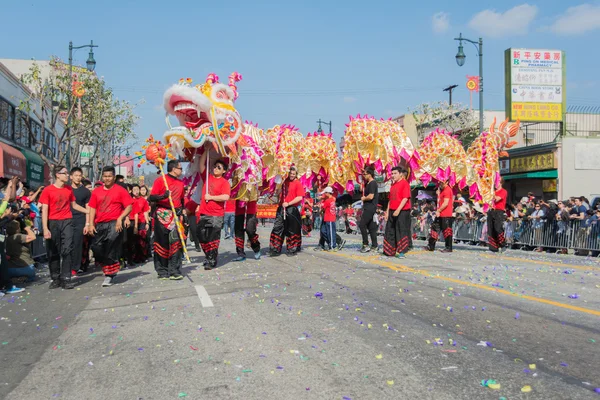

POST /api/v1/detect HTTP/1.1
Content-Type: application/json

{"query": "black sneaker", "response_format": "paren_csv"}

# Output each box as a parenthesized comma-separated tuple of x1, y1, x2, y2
(423, 246, 434, 252)
(49, 280, 61, 289)
(204, 265, 215, 271)
(62, 279, 75, 289)
(440, 248, 453, 253)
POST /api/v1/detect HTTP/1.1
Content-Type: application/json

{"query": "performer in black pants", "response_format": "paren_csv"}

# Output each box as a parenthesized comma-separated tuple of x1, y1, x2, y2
(269, 167, 304, 256)
(69, 167, 91, 274)
(233, 200, 261, 261)
(88, 167, 133, 287)
(196, 150, 231, 270)
(425, 181, 454, 253)
(359, 166, 379, 253)
(488, 178, 508, 253)
(40, 166, 89, 289)
(383, 167, 411, 258)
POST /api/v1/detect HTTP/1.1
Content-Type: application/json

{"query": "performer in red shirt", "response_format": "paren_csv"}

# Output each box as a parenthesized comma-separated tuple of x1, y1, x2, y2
(301, 194, 313, 237)
(233, 200, 261, 261)
(184, 193, 200, 252)
(269, 166, 304, 256)
(426, 180, 454, 253)
(149, 160, 186, 280)
(130, 184, 151, 264)
(39, 165, 89, 289)
(88, 166, 133, 287)
(383, 167, 411, 258)
(488, 177, 508, 253)
(318, 187, 337, 250)
(197, 150, 231, 270)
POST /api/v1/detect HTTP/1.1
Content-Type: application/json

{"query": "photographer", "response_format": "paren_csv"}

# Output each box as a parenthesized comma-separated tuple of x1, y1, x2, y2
(0, 177, 25, 295)
(5, 219, 36, 281)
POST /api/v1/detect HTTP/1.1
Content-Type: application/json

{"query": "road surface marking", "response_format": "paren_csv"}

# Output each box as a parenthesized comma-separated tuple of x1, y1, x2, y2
(194, 285, 214, 308)
(479, 253, 600, 271)
(331, 252, 600, 317)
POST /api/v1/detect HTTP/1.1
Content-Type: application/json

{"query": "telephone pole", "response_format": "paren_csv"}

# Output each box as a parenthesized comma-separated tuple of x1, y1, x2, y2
(443, 84, 458, 105)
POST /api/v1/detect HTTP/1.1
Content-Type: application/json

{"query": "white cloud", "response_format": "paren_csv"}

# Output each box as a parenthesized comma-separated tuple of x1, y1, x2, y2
(432, 12, 450, 34)
(468, 4, 538, 38)
(343, 96, 357, 103)
(548, 4, 600, 35)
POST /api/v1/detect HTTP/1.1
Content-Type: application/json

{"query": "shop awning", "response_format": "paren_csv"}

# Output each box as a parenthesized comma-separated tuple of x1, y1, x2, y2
(0, 141, 26, 180)
(502, 170, 558, 180)
(19, 148, 45, 187)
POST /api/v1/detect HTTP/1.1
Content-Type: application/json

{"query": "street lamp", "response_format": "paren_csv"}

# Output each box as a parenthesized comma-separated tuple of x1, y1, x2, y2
(67, 40, 98, 168)
(316, 119, 332, 134)
(454, 33, 483, 133)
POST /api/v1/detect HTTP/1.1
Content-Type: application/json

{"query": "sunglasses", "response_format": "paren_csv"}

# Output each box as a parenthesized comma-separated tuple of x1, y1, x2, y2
(173, 166, 182, 170)
(213, 164, 224, 170)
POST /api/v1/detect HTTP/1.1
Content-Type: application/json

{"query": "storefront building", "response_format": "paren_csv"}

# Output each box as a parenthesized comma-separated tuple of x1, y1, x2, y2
(500, 143, 559, 202)
(0, 61, 55, 186)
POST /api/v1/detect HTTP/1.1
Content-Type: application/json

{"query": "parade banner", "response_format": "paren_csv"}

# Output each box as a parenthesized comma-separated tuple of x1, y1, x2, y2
(257, 204, 278, 219)
(505, 48, 566, 122)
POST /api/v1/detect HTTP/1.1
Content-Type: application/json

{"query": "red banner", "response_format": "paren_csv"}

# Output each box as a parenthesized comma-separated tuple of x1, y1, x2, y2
(257, 204, 278, 219)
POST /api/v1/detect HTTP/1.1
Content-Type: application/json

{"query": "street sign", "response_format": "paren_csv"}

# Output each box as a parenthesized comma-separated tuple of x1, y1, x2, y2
(505, 48, 566, 122)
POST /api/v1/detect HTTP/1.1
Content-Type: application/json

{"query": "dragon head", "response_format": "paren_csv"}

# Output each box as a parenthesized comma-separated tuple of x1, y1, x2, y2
(488, 117, 520, 158)
(163, 73, 243, 159)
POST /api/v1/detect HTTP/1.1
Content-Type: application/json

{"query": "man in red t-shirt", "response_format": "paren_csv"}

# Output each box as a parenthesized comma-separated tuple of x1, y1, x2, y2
(130, 184, 151, 263)
(383, 167, 411, 258)
(269, 166, 304, 256)
(88, 166, 133, 287)
(426, 180, 454, 253)
(488, 177, 508, 253)
(317, 187, 337, 250)
(233, 200, 261, 261)
(39, 165, 89, 289)
(197, 150, 231, 270)
(149, 160, 186, 279)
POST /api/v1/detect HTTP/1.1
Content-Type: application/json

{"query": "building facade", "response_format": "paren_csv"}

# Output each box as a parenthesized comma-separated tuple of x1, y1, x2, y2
(0, 61, 58, 187)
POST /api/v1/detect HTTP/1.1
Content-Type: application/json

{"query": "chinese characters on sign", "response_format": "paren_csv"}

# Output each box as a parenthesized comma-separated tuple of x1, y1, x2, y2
(509, 152, 555, 173)
(505, 48, 564, 122)
(510, 103, 562, 122)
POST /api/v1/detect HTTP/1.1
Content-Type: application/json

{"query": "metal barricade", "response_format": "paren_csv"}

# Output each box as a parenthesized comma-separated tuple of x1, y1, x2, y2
(571, 220, 600, 253)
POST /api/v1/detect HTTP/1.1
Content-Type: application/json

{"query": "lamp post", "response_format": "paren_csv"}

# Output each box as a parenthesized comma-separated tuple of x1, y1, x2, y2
(67, 40, 98, 168)
(454, 33, 483, 133)
(316, 119, 332, 134)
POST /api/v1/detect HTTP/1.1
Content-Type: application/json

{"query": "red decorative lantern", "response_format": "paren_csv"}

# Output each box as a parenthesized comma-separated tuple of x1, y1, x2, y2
(145, 143, 167, 164)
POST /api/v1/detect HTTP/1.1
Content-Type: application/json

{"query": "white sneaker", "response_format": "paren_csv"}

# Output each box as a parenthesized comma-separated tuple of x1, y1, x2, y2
(102, 277, 113, 287)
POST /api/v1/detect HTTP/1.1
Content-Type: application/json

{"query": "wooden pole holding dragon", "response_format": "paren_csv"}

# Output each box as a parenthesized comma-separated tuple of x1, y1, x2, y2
(137, 136, 191, 264)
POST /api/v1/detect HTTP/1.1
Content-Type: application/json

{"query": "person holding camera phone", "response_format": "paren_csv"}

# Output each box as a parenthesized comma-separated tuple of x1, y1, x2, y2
(39, 166, 89, 289)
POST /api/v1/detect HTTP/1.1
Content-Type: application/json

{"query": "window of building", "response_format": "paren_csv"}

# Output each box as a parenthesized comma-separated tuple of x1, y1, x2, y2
(0, 99, 15, 140)
(31, 120, 42, 148)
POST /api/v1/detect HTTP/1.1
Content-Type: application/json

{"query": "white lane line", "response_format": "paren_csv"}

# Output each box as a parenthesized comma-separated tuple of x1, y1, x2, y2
(194, 285, 214, 308)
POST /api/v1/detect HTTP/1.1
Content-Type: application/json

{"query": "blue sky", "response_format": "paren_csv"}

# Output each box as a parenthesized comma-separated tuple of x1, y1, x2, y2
(2, 0, 599, 149)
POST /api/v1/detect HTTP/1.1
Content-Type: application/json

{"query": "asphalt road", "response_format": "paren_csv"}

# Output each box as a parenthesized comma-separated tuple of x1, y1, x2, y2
(1, 227, 599, 399)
